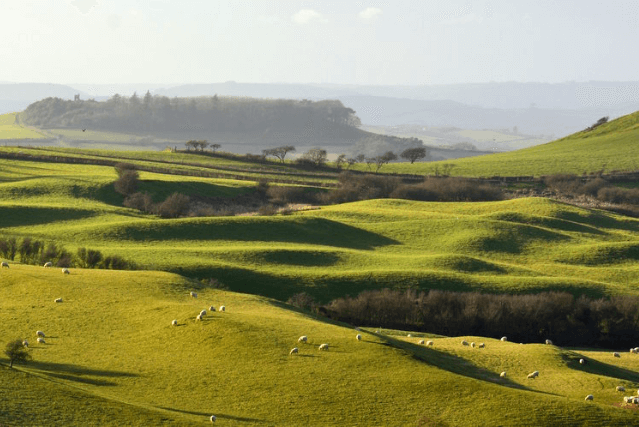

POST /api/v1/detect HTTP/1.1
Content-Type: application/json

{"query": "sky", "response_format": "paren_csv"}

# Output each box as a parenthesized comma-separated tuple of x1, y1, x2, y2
(1, 0, 638, 86)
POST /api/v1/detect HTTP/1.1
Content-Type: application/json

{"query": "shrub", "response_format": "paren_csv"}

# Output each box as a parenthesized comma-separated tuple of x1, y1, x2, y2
(155, 193, 190, 218)
(257, 204, 278, 216)
(114, 170, 139, 196)
(123, 192, 154, 213)
(77, 247, 103, 268)
(287, 292, 317, 311)
(266, 186, 315, 205)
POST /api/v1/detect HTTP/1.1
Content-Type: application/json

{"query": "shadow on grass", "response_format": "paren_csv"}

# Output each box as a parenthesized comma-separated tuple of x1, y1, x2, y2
(561, 350, 639, 382)
(26, 360, 138, 387)
(156, 406, 269, 423)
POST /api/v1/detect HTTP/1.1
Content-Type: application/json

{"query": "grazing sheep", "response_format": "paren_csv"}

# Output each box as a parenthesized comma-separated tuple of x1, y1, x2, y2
(418, 339, 424, 345)
(190, 292, 197, 298)
(200, 310, 207, 317)
(357, 334, 362, 341)
(407, 334, 412, 337)
(585, 395, 594, 401)
(289, 347, 299, 355)
(527, 371, 539, 379)
(616, 386, 626, 392)
(54, 298, 63, 303)
(478, 343, 485, 348)
(172, 319, 178, 326)
(219, 305, 225, 312)
(62, 268, 70, 274)
(501, 336, 507, 342)
(500, 372, 507, 378)
(196, 314, 203, 321)
(210, 415, 216, 423)
(579, 359, 586, 365)
(635, 347, 639, 353)
(319, 343, 329, 351)
(545, 339, 553, 345)
(37, 337, 45, 344)
(613, 352, 621, 358)
(1, 261, 8, 268)
(43, 262, 52, 268)
(461, 340, 469, 346)
(470, 342, 476, 348)
(209, 306, 216, 312)
(22, 340, 29, 347)
(426, 341, 434, 346)
(624, 396, 634, 403)
(36, 331, 45, 338)
(298, 336, 308, 343)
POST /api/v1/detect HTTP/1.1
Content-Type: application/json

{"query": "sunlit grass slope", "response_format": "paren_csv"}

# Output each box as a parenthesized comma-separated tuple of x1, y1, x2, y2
(376, 110, 639, 177)
(0, 112, 47, 139)
(2, 266, 639, 426)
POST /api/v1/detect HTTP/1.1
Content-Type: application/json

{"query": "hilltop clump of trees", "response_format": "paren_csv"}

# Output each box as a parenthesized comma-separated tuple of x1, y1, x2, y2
(20, 94, 363, 136)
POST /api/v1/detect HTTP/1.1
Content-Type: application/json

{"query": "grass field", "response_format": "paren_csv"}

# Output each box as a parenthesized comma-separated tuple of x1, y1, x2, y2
(0, 113, 47, 139)
(2, 266, 639, 426)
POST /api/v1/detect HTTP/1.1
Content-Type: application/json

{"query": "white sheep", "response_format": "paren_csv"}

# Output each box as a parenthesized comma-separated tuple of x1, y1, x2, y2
(630, 348, 637, 354)
(418, 339, 424, 345)
(22, 340, 29, 347)
(43, 262, 52, 268)
(470, 342, 476, 348)
(298, 336, 308, 343)
(196, 314, 203, 321)
(319, 343, 329, 351)
(289, 347, 299, 355)
(624, 396, 634, 403)
(357, 334, 362, 341)
(500, 371, 507, 378)
(36, 331, 45, 338)
(585, 394, 593, 401)
(613, 352, 621, 358)
(478, 343, 485, 348)
(1, 261, 9, 268)
(527, 371, 539, 379)
(172, 319, 178, 326)
(501, 336, 507, 342)
(54, 298, 63, 303)
(579, 358, 586, 365)
(461, 340, 469, 346)
(200, 310, 207, 317)
(407, 334, 412, 337)
(62, 268, 70, 274)
(426, 340, 434, 346)
(635, 347, 639, 353)
(190, 292, 197, 298)
(210, 415, 216, 423)
(545, 339, 553, 345)
(219, 305, 225, 312)
(616, 386, 626, 392)
(209, 306, 216, 312)
(37, 337, 45, 344)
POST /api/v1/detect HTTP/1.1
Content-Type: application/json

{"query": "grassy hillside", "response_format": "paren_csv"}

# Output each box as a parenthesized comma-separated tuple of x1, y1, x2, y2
(2, 266, 639, 426)
(0, 112, 47, 139)
(3, 153, 639, 302)
(371, 110, 639, 177)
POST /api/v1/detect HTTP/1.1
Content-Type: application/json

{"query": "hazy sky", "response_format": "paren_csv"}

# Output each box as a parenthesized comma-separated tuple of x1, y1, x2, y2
(1, 0, 638, 86)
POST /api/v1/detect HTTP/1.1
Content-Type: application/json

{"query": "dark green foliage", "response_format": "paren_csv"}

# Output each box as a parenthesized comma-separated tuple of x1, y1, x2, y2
(5, 339, 30, 368)
(77, 247, 103, 268)
(0, 237, 17, 260)
(324, 289, 639, 348)
(585, 116, 609, 131)
(400, 147, 429, 164)
(102, 255, 135, 270)
(18, 237, 43, 264)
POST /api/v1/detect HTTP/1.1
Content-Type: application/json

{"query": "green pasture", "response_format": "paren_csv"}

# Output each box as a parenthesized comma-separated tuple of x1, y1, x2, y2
(2, 266, 639, 426)
(0, 113, 47, 139)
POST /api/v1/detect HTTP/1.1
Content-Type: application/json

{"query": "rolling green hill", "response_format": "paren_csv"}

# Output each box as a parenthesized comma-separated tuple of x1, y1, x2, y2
(0, 112, 47, 140)
(2, 266, 639, 426)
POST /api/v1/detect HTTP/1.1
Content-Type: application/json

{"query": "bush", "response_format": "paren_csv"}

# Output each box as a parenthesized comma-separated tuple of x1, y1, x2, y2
(155, 193, 190, 218)
(287, 292, 317, 311)
(114, 170, 139, 196)
(266, 186, 316, 205)
(257, 204, 278, 216)
(77, 247, 103, 268)
(123, 192, 154, 213)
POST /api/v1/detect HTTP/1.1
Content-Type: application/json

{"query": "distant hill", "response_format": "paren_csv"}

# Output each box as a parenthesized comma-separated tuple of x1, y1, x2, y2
(0, 83, 89, 114)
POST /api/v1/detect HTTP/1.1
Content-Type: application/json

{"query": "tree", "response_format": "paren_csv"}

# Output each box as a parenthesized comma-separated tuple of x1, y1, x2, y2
(299, 148, 327, 167)
(210, 143, 221, 153)
(196, 140, 209, 151)
(185, 140, 198, 151)
(263, 145, 296, 163)
(373, 151, 397, 172)
(335, 154, 346, 170)
(114, 167, 139, 196)
(400, 147, 428, 164)
(5, 339, 30, 368)
(156, 193, 190, 218)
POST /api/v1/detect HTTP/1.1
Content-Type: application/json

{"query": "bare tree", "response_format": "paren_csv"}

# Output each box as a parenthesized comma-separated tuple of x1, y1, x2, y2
(400, 147, 429, 164)
(5, 339, 30, 368)
(299, 148, 327, 167)
(263, 145, 296, 163)
(374, 151, 397, 172)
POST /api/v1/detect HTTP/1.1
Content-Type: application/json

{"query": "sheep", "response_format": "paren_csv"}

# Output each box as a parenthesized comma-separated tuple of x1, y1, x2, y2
(624, 396, 634, 403)
(616, 386, 626, 392)
(426, 340, 434, 346)
(37, 337, 45, 344)
(172, 319, 178, 326)
(500, 371, 507, 378)
(470, 342, 476, 348)
(500, 336, 507, 342)
(298, 336, 308, 343)
(219, 305, 225, 312)
(527, 371, 539, 379)
(190, 292, 197, 298)
(289, 347, 299, 355)
(545, 339, 553, 345)
(36, 331, 45, 338)
(579, 358, 586, 365)
(585, 395, 594, 401)
(417, 339, 424, 345)
(1, 261, 9, 268)
(319, 343, 329, 351)
(43, 262, 52, 268)
(196, 314, 203, 321)
(22, 340, 29, 347)
(635, 347, 639, 353)
(62, 268, 70, 274)
(630, 348, 637, 354)
(357, 334, 362, 341)
(461, 340, 469, 346)
(200, 310, 207, 317)
(209, 306, 216, 312)
(478, 343, 485, 348)
(613, 352, 621, 358)
(210, 415, 216, 423)
(407, 334, 412, 337)
(54, 298, 63, 303)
